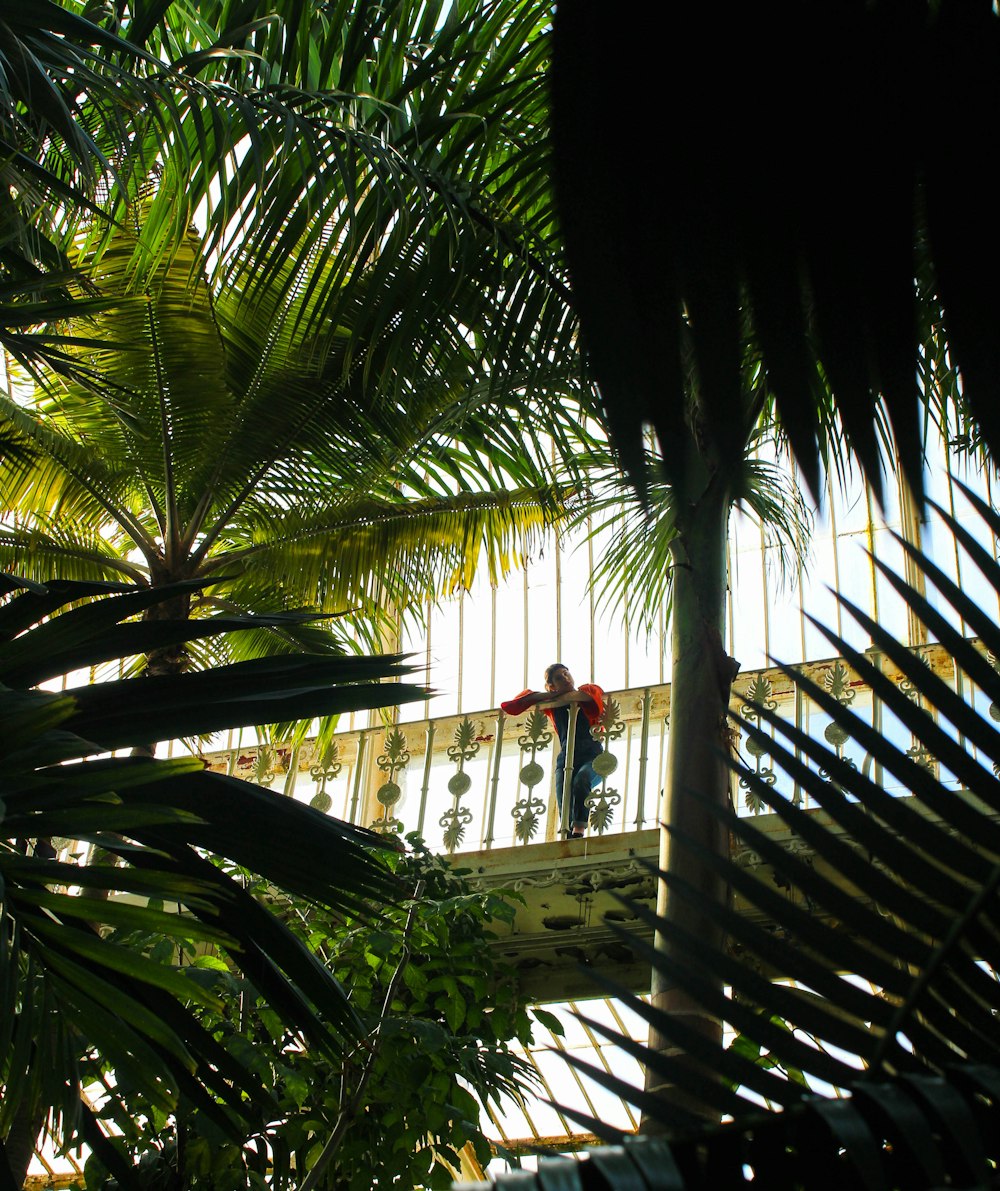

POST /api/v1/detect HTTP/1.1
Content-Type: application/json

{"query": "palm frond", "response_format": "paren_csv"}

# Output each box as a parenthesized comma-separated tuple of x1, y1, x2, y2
(487, 487, 1000, 1186)
(550, 5, 1000, 508)
(1, 198, 593, 669)
(0, 575, 425, 1178)
(574, 442, 811, 638)
(218, 485, 569, 625)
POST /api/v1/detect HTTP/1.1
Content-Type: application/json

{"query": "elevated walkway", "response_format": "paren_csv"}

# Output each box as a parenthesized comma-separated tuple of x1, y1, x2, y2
(200, 642, 973, 1002)
(456, 828, 660, 1002)
(454, 807, 846, 1003)
(453, 791, 984, 1003)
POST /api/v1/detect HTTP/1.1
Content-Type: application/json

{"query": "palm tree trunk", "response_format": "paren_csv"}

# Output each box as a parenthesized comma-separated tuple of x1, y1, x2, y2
(643, 473, 738, 1125)
(142, 581, 193, 678)
(132, 581, 193, 758)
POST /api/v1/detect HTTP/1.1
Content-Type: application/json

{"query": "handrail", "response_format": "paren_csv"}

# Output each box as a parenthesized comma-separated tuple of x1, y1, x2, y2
(202, 640, 976, 855)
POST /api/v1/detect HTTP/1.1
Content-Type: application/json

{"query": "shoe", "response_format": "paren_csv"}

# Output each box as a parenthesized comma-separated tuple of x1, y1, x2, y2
(566, 829, 585, 840)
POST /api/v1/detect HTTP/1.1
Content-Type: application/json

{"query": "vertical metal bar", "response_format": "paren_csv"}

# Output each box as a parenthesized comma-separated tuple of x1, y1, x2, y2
(555, 521, 563, 664)
(490, 583, 497, 710)
(954, 659, 969, 754)
(282, 745, 300, 798)
(899, 471, 928, 646)
(522, 567, 530, 691)
(635, 688, 652, 828)
(758, 508, 771, 662)
(424, 596, 433, 713)
(588, 519, 595, 683)
(416, 722, 436, 839)
(866, 646, 884, 791)
(726, 533, 736, 667)
(827, 469, 844, 641)
(622, 719, 633, 834)
(793, 680, 804, 806)
(483, 710, 506, 848)
(348, 731, 367, 825)
(457, 587, 465, 714)
(946, 464, 968, 637)
(624, 587, 630, 690)
(795, 459, 808, 666)
(227, 735, 240, 777)
(560, 703, 578, 836)
(865, 480, 880, 632)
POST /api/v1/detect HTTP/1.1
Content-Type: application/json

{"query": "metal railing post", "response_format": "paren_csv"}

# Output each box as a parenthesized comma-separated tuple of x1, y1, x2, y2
(866, 645, 884, 790)
(483, 710, 505, 848)
(282, 745, 300, 798)
(635, 688, 652, 828)
(416, 722, 436, 839)
(348, 731, 367, 825)
(559, 703, 578, 836)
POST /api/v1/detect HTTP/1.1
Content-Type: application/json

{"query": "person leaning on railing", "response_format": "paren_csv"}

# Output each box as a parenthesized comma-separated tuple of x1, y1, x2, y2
(501, 663, 605, 839)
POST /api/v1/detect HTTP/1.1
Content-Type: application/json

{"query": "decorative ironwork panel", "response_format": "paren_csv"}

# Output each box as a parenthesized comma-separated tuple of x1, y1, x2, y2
(585, 696, 625, 834)
(440, 717, 481, 852)
(511, 708, 551, 843)
(820, 661, 859, 785)
(372, 727, 410, 836)
(309, 742, 343, 813)
(898, 657, 936, 771)
(739, 674, 778, 813)
(251, 746, 277, 788)
(986, 649, 1000, 779)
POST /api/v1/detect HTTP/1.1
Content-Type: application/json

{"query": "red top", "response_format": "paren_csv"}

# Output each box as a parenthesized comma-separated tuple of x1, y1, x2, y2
(500, 684, 605, 728)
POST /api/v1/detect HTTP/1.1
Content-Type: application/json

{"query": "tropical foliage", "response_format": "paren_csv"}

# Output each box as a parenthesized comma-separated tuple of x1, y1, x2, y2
(2, 2, 573, 379)
(85, 840, 542, 1190)
(1, 0, 599, 678)
(480, 487, 1000, 1187)
(550, 3, 1000, 505)
(0, 574, 427, 1187)
(547, 1, 1000, 1104)
(0, 2, 141, 375)
(578, 436, 812, 637)
(0, 193, 592, 670)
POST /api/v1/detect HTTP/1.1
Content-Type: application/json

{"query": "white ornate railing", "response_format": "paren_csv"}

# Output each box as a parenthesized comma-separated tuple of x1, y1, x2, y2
(203, 640, 987, 854)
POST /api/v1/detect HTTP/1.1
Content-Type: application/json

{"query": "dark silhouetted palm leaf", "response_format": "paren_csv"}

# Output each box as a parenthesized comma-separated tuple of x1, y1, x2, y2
(478, 484, 1000, 1187)
(0, 574, 426, 1184)
(551, 3, 1000, 506)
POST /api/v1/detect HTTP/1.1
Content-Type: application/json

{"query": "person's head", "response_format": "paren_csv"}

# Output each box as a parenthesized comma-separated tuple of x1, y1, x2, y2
(544, 663, 575, 693)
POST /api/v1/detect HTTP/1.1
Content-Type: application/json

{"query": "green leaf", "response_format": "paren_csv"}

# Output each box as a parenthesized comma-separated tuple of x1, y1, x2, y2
(531, 1007, 564, 1036)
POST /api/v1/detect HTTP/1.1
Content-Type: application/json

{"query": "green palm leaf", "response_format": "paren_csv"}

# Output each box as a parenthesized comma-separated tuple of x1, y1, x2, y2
(1, 187, 594, 683)
(0, 576, 425, 1183)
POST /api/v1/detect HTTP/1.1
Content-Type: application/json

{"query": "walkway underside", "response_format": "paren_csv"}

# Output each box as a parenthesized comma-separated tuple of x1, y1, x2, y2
(457, 805, 878, 1003)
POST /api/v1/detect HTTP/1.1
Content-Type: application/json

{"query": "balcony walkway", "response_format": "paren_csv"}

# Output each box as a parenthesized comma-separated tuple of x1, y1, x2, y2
(202, 640, 975, 1002)
(454, 827, 660, 1002)
(452, 801, 870, 1002)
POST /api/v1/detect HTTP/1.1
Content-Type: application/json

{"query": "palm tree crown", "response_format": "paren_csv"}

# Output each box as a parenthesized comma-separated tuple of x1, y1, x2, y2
(0, 193, 596, 666)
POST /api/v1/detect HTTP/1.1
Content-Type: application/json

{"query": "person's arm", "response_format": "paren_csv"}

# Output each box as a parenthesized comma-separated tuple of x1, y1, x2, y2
(577, 683, 604, 722)
(499, 689, 550, 715)
(542, 689, 596, 710)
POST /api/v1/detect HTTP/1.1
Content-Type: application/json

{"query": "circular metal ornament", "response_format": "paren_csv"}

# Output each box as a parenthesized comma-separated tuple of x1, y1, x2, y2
(592, 752, 618, 778)
(310, 790, 333, 814)
(519, 761, 544, 787)
(448, 771, 472, 797)
(824, 722, 849, 748)
(376, 781, 401, 807)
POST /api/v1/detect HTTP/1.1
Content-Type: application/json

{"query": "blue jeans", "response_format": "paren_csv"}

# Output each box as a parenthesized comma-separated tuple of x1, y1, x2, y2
(555, 758, 602, 828)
